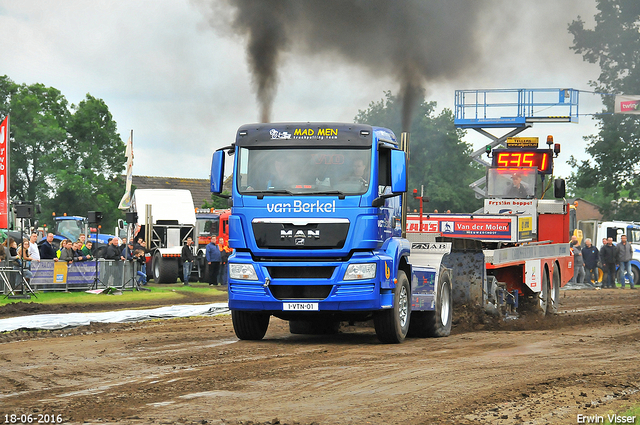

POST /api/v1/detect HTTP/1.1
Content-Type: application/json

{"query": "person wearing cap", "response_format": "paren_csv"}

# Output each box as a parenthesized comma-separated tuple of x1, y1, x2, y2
(506, 173, 530, 198)
(121, 239, 135, 261)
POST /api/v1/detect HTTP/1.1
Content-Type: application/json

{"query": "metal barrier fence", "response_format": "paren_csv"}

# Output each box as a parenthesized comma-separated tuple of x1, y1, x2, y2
(1, 260, 145, 294)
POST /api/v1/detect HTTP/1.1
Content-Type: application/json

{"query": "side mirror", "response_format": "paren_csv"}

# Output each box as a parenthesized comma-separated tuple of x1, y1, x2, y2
(554, 178, 566, 198)
(117, 219, 125, 230)
(210, 150, 225, 194)
(390, 150, 407, 193)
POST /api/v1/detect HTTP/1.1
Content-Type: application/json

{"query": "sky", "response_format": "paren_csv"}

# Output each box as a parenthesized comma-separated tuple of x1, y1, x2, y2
(0, 0, 602, 181)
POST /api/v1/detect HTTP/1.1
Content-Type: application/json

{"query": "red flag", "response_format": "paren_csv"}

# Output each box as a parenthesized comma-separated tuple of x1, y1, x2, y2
(0, 116, 9, 229)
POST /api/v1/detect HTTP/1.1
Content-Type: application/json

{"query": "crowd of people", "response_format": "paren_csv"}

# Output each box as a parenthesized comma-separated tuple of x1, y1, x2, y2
(1, 231, 233, 288)
(570, 234, 636, 289)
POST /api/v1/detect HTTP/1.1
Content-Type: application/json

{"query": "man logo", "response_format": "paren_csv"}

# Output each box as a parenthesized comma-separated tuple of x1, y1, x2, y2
(295, 239, 305, 246)
(280, 229, 320, 239)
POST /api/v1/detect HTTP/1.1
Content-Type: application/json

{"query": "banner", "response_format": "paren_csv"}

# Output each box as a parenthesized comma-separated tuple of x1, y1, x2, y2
(0, 116, 8, 229)
(118, 130, 134, 210)
(614, 95, 640, 114)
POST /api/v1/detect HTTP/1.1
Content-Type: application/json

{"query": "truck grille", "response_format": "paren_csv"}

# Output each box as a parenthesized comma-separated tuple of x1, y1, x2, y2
(269, 285, 333, 300)
(267, 266, 335, 279)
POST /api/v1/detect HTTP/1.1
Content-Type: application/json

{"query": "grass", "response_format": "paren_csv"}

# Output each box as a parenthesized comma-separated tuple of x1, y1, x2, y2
(604, 406, 640, 424)
(0, 281, 226, 307)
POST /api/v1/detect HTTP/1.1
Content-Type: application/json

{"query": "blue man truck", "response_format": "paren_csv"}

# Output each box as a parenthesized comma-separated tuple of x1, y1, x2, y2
(210, 123, 460, 343)
(210, 123, 572, 343)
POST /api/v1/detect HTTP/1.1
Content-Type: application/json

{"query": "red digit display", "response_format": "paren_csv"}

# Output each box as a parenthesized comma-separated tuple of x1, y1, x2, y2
(492, 149, 553, 174)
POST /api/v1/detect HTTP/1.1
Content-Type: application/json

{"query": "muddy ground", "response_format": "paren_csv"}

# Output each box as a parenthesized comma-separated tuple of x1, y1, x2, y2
(1, 289, 639, 425)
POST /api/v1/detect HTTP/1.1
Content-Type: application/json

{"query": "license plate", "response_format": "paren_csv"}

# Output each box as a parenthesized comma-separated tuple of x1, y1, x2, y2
(283, 302, 319, 311)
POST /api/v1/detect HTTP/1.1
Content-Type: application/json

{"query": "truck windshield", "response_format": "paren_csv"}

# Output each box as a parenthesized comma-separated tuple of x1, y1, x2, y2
(628, 228, 640, 244)
(56, 220, 83, 242)
(237, 147, 372, 195)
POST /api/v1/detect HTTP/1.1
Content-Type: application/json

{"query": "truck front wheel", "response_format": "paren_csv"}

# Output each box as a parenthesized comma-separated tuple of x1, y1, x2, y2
(374, 270, 410, 344)
(232, 310, 270, 340)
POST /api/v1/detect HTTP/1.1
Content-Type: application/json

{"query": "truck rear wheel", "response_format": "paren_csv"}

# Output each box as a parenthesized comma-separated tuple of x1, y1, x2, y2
(632, 265, 640, 287)
(408, 272, 452, 337)
(153, 252, 178, 284)
(533, 270, 549, 316)
(289, 320, 340, 335)
(547, 265, 560, 315)
(374, 270, 410, 344)
(232, 310, 270, 340)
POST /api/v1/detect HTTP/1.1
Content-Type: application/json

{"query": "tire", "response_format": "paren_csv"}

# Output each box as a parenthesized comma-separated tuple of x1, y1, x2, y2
(409, 271, 453, 337)
(532, 269, 549, 316)
(232, 310, 270, 340)
(482, 275, 501, 316)
(289, 320, 340, 335)
(152, 252, 178, 283)
(547, 265, 560, 315)
(374, 270, 411, 343)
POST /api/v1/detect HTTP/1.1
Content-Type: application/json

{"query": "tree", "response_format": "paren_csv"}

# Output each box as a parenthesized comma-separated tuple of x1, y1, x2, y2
(568, 0, 640, 219)
(1, 77, 70, 205)
(0, 76, 126, 229)
(355, 91, 483, 213)
(46, 94, 126, 229)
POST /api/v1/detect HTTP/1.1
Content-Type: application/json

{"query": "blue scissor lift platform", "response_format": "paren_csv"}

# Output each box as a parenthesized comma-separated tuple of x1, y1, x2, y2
(454, 88, 580, 198)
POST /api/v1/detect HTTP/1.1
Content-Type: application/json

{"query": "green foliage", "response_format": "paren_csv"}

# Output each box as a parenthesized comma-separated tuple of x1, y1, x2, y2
(568, 0, 640, 220)
(203, 192, 231, 209)
(355, 91, 483, 213)
(0, 76, 126, 229)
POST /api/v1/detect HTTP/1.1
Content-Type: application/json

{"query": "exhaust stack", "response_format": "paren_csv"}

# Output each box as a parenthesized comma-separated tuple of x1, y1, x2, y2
(400, 132, 410, 239)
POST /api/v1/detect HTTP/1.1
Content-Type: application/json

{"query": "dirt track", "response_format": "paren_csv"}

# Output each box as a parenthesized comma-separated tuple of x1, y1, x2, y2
(1, 289, 640, 425)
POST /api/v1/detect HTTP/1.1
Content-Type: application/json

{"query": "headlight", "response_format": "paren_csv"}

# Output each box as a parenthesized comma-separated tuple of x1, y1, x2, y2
(229, 263, 259, 280)
(344, 263, 376, 280)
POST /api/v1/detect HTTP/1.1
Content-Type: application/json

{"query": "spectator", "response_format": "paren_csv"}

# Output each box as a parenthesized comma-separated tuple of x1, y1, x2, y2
(39, 233, 56, 260)
(582, 238, 600, 286)
(18, 240, 33, 268)
(4, 238, 28, 286)
(206, 237, 221, 286)
(17, 241, 33, 281)
(601, 237, 617, 289)
(78, 233, 86, 249)
(599, 237, 608, 284)
(133, 237, 145, 252)
(58, 240, 74, 264)
(133, 249, 147, 285)
(104, 237, 125, 286)
(122, 240, 135, 261)
(616, 234, 635, 289)
(72, 241, 89, 262)
(3, 237, 18, 267)
(28, 233, 40, 262)
(217, 237, 232, 286)
(569, 235, 585, 284)
(132, 239, 147, 279)
(181, 237, 194, 286)
(81, 241, 94, 260)
(104, 237, 125, 261)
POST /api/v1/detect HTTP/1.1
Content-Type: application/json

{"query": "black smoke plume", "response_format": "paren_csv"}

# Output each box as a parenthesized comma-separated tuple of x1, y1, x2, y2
(210, 0, 490, 128)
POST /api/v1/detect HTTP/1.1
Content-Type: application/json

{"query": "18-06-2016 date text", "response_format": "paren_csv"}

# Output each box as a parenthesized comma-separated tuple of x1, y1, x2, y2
(3, 413, 63, 424)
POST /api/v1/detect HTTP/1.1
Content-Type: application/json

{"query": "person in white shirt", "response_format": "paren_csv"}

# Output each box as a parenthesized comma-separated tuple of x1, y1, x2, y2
(28, 232, 40, 262)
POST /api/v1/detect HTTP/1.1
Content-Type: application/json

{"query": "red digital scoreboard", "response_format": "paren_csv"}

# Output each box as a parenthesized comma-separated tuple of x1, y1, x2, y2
(492, 149, 553, 174)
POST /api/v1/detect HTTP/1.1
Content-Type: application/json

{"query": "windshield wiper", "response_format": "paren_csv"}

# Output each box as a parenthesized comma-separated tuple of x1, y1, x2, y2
(311, 190, 346, 199)
(248, 189, 293, 199)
